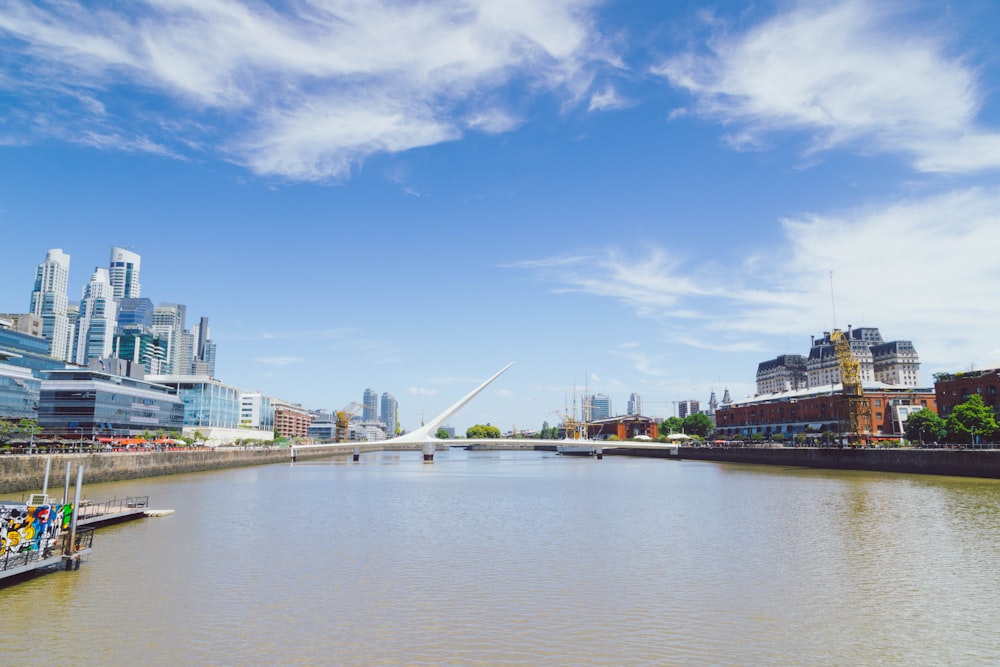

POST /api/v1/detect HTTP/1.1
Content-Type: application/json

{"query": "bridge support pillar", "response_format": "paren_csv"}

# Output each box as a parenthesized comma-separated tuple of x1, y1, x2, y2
(422, 442, 434, 463)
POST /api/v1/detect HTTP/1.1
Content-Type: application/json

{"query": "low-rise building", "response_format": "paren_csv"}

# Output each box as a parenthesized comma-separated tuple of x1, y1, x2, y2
(577, 415, 659, 441)
(147, 374, 271, 446)
(38, 368, 184, 437)
(935, 369, 1000, 420)
(714, 384, 936, 441)
(273, 399, 312, 439)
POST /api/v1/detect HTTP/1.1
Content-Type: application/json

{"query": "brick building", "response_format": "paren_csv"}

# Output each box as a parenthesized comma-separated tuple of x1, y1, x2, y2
(935, 369, 1000, 420)
(273, 399, 313, 439)
(714, 385, 936, 441)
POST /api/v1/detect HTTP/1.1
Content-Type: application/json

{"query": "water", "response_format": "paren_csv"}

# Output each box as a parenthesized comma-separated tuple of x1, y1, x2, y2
(3, 448, 1000, 665)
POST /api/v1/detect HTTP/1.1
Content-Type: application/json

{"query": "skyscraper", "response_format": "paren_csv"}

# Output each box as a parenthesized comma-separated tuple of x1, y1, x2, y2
(153, 303, 186, 374)
(588, 394, 612, 421)
(30, 248, 72, 361)
(362, 388, 378, 422)
(627, 392, 642, 416)
(678, 400, 700, 419)
(192, 316, 216, 377)
(109, 246, 141, 300)
(380, 392, 398, 435)
(74, 267, 117, 365)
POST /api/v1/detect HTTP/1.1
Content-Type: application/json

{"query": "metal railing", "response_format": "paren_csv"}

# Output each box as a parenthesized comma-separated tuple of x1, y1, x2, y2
(0, 527, 95, 573)
(76, 496, 149, 521)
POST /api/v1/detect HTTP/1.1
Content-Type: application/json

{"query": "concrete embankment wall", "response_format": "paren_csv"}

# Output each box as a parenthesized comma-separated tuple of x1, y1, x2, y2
(0, 444, 389, 495)
(614, 446, 1000, 479)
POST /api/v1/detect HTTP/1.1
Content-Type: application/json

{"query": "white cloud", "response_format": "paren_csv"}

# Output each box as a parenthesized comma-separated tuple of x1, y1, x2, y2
(517, 187, 1000, 374)
(588, 85, 630, 112)
(655, 1, 1000, 173)
(0, 0, 608, 180)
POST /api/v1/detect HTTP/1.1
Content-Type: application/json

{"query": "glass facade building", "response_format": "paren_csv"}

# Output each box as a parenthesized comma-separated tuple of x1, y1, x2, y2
(38, 369, 184, 437)
(147, 375, 242, 429)
(0, 361, 40, 420)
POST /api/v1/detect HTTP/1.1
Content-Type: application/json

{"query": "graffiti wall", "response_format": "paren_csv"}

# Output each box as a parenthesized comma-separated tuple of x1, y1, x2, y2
(0, 502, 71, 557)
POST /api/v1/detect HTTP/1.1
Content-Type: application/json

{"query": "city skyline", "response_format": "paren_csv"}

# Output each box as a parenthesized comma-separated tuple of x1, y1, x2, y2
(3, 2, 1000, 432)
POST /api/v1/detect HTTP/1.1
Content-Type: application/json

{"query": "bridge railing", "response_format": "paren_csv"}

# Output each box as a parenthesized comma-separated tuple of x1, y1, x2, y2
(76, 496, 149, 520)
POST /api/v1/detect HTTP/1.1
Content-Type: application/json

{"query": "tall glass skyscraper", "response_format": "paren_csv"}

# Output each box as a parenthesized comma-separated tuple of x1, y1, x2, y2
(153, 303, 186, 374)
(109, 246, 141, 300)
(74, 267, 117, 365)
(362, 388, 378, 421)
(29, 248, 72, 361)
(380, 392, 398, 435)
(627, 392, 642, 416)
(588, 394, 612, 421)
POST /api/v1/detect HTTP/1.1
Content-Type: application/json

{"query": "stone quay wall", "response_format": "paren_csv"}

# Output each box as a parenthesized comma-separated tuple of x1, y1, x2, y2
(612, 446, 1000, 479)
(0, 444, 395, 495)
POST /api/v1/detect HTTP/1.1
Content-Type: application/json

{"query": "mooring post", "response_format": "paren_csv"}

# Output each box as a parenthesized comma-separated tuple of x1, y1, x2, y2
(595, 447, 603, 460)
(65, 464, 83, 569)
(42, 457, 51, 499)
(353, 446, 360, 462)
(422, 442, 434, 463)
(62, 461, 71, 504)
(289, 446, 296, 462)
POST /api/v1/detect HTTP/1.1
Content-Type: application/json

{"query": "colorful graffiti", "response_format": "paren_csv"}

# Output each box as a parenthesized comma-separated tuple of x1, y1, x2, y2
(0, 502, 71, 558)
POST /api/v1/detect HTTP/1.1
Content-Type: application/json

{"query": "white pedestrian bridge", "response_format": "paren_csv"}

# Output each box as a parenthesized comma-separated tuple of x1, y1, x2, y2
(291, 363, 678, 456)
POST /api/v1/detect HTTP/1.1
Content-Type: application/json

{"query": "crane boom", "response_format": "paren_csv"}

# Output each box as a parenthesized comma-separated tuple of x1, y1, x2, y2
(830, 329, 872, 446)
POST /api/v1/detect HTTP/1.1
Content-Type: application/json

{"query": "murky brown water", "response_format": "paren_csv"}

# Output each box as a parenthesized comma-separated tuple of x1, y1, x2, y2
(3, 449, 999, 665)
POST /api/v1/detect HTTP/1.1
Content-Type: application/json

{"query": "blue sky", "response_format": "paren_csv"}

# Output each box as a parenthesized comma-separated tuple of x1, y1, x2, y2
(2, 0, 1000, 433)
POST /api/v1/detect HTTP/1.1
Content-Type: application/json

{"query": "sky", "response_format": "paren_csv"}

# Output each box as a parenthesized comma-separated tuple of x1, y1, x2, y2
(2, 0, 1000, 434)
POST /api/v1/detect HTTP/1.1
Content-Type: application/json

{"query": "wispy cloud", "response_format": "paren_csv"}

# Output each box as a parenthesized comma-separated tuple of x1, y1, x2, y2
(0, 0, 609, 181)
(516, 187, 1000, 373)
(654, 1, 1000, 173)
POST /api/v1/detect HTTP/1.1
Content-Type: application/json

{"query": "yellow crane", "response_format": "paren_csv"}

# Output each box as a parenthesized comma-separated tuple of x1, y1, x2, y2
(335, 402, 363, 443)
(829, 328, 872, 446)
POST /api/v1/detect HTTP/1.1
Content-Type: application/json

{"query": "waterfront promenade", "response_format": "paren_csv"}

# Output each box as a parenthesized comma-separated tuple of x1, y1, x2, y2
(0, 444, 401, 495)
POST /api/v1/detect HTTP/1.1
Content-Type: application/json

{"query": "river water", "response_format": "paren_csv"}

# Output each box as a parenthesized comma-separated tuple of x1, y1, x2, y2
(3, 448, 1000, 665)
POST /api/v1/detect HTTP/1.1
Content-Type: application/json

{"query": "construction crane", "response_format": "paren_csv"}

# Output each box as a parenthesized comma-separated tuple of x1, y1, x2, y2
(335, 402, 363, 443)
(829, 328, 872, 446)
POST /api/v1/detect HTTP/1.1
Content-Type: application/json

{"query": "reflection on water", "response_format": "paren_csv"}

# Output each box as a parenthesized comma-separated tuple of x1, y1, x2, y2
(2, 449, 999, 666)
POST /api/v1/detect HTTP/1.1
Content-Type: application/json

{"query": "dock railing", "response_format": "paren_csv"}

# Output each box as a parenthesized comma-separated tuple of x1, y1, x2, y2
(1, 527, 95, 574)
(76, 496, 149, 521)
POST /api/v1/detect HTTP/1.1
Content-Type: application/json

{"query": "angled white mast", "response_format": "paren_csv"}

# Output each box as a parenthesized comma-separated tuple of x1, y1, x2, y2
(387, 363, 513, 444)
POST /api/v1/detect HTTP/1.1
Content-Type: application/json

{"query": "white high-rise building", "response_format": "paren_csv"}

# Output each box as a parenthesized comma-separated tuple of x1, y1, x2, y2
(153, 303, 186, 374)
(627, 392, 642, 416)
(74, 267, 117, 365)
(363, 388, 378, 422)
(109, 246, 141, 300)
(29, 248, 72, 361)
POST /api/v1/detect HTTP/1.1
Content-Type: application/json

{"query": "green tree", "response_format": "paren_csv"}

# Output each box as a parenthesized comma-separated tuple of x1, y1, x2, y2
(682, 413, 714, 438)
(947, 394, 998, 445)
(903, 408, 947, 445)
(435, 428, 451, 439)
(793, 433, 808, 445)
(466, 424, 500, 439)
(538, 421, 560, 439)
(660, 416, 683, 435)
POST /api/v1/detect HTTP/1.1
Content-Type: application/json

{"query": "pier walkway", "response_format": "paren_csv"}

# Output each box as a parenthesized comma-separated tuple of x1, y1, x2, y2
(76, 495, 150, 528)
